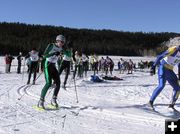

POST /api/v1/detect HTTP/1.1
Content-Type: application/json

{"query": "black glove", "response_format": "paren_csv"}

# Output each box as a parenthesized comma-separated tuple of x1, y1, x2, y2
(53, 51, 60, 56)
(150, 66, 156, 75)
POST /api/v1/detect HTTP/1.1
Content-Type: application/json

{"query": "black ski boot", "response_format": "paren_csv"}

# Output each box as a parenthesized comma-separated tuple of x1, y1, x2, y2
(37, 98, 45, 109)
(62, 84, 66, 89)
(33, 80, 35, 85)
(27, 80, 30, 85)
(51, 97, 58, 108)
(148, 100, 154, 110)
(168, 102, 175, 109)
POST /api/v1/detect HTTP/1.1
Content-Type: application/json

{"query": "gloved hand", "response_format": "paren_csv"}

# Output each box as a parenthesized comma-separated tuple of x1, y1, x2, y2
(150, 66, 156, 75)
(53, 51, 60, 56)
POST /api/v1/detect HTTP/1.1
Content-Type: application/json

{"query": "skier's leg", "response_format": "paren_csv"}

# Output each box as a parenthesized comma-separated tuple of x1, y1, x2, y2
(166, 70, 180, 108)
(27, 65, 32, 84)
(64, 62, 70, 86)
(33, 62, 38, 84)
(51, 68, 60, 107)
(38, 61, 52, 108)
(17, 64, 20, 73)
(5, 64, 9, 73)
(149, 65, 166, 104)
(52, 66, 61, 98)
(40, 64, 52, 100)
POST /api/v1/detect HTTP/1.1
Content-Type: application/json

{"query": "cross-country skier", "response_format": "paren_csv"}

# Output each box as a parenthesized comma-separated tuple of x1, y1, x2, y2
(148, 42, 180, 109)
(8, 54, 15, 73)
(73, 51, 81, 79)
(37, 34, 65, 109)
(5, 54, 10, 73)
(82, 52, 89, 77)
(58, 41, 73, 88)
(17, 52, 23, 74)
(26, 48, 39, 85)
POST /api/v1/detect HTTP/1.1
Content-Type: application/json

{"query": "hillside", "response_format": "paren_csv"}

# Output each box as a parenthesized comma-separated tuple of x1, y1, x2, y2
(0, 22, 180, 56)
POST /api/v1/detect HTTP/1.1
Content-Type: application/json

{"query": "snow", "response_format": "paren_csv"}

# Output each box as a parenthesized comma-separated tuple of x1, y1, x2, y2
(0, 56, 180, 134)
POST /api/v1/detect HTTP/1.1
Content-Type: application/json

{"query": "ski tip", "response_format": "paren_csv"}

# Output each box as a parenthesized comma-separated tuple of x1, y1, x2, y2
(46, 104, 59, 110)
(32, 105, 45, 111)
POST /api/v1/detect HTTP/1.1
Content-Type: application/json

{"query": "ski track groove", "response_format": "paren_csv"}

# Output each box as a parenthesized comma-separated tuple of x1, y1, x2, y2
(7, 71, 173, 134)
(0, 100, 61, 133)
(16, 83, 81, 117)
(23, 83, 165, 127)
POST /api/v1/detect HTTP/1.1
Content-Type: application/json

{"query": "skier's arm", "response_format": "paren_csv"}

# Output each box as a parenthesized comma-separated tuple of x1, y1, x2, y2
(43, 44, 56, 58)
(150, 49, 169, 75)
(150, 47, 176, 75)
(152, 51, 168, 67)
(17, 55, 20, 60)
(72, 52, 76, 62)
(25, 53, 30, 59)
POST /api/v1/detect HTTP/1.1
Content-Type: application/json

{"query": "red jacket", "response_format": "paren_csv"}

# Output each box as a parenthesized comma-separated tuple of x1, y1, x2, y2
(5, 56, 11, 64)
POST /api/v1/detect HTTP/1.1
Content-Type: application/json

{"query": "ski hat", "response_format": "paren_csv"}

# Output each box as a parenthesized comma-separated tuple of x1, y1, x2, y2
(56, 35, 66, 42)
(166, 37, 180, 47)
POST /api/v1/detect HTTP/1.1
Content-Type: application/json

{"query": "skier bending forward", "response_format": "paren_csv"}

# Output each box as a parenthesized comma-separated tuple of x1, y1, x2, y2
(149, 44, 180, 109)
(38, 35, 65, 109)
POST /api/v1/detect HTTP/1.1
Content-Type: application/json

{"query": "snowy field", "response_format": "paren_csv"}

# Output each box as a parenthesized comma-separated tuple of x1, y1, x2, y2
(0, 56, 180, 134)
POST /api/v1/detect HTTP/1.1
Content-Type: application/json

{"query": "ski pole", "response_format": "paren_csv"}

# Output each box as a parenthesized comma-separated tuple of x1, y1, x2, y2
(74, 78, 79, 103)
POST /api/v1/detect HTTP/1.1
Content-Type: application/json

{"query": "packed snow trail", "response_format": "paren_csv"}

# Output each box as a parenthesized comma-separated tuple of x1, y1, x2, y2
(0, 56, 179, 134)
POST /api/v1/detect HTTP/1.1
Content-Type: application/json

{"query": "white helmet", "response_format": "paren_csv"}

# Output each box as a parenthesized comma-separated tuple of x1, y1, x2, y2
(56, 35, 66, 42)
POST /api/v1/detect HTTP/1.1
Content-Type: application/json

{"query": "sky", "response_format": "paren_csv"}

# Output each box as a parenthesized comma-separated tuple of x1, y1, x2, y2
(0, 0, 180, 33)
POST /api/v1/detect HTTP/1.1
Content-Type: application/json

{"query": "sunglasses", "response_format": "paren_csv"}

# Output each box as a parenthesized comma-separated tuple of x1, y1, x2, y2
(57, 40, 65, 44)
(61, 41, 65, 44)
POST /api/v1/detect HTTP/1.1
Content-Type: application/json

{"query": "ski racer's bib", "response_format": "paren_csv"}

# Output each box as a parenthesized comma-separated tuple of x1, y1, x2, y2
(163, 46, 180, 70)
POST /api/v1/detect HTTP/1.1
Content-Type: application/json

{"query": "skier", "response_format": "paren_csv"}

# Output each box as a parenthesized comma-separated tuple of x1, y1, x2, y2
(37, 34, 65, 109)
(148, 44, 180, 109)
(82, 52, 89, 77)
(5, 54, 10, 73)
(105, 56, 114, 75)
(127, 59, 133, 74)
(73, 51, 82, 79)
(58, 41, 73, 88)
(8, 54, 15, 73)
(17, 52, 23, 74)
(92, 53, 99, 75)
(26, 48, 39, 85)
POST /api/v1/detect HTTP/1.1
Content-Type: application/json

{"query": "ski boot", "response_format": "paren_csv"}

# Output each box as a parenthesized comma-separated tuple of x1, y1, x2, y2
(37, 98, 45, 109)
(62, 84, 66, 89)
(27, 80, 30, 85)
(168, 102, 175, 109)
(147, 100, 154, 110)
(51, 97, 59, 108)
(32, 81, 35, 85)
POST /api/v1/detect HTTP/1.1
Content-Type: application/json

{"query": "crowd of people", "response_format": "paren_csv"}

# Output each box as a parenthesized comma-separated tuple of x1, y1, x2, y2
(3, 35, 180, 110)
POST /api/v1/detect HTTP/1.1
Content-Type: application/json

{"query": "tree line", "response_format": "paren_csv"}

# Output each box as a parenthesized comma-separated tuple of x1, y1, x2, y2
(0, 22, 179, 56)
